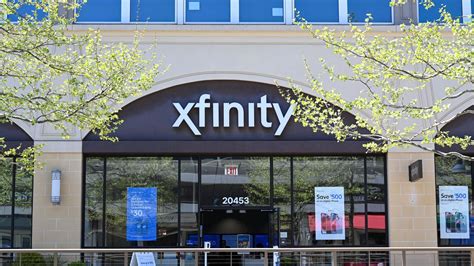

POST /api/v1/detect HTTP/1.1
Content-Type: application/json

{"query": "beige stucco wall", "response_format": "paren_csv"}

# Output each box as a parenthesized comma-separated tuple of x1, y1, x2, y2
(32, 153, 82, 248)
(387, 151, 437, 247)
(25, 26, 460, 249)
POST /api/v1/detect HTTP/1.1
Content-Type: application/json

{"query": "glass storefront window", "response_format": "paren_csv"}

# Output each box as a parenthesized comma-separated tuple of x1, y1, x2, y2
(0, 158, 32, 249)
(436, 156, 473, 246)
(293, 157, 367, 246)
(180, 158, 199, 247)
(201, 157, 270, 207)
(83, 155, 386, 248)
(273, 157, 292, 246)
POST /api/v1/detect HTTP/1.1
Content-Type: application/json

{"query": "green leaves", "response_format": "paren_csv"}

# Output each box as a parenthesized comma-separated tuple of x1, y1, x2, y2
(1, 1, 162, 168)
(288, 8, 474, 160)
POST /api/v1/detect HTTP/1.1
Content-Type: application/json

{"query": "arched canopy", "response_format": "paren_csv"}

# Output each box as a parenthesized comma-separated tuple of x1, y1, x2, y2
(84, 80, 369, 155)
(0, 121, 33, 151)
(437, 105, 474, 154)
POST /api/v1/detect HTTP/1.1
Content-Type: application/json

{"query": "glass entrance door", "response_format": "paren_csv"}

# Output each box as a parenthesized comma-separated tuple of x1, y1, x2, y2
(199, 209, 278, 248)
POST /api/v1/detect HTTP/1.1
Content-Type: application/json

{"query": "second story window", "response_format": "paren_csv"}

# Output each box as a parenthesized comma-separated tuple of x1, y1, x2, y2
(295, 0, 393, 23)
(418, 0, 467, 23)
(185, 0, 231, 22)
(76, 0, 121, 22)
(7, 0, 47, 22)
(130, 0, 176, 22)
(295, 0, 339, 23)
(239, 0, 284, 23)
(347, 0, 392, 23)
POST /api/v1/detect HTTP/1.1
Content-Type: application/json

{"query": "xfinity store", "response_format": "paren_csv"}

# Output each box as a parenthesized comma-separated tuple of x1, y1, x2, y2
(81, 80, 388, 250)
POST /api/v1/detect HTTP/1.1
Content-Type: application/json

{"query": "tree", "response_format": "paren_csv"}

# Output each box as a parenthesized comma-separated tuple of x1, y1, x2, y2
(0, 0, 161, 169)
(284, 3, 473, 161)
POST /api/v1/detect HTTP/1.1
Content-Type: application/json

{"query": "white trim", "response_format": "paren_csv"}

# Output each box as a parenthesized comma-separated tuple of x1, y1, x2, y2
(338, 0, 348, 23)
(230, 0, 239, 23)
(177, 0, 185, 24)
(121, 0, 130, 23)
(284, 0, 293, 24)
(462, 0, 472, 23)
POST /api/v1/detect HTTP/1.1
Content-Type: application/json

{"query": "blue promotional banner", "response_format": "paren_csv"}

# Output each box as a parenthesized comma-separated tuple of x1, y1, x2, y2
(127, 187, 157, 241)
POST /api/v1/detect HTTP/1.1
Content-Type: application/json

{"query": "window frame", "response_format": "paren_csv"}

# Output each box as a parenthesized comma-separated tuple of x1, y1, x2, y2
(81, 154, 388, 248)
(417, 0, 473, 24)
(435, 156, 474, 247)
(0, 157, 34, 250)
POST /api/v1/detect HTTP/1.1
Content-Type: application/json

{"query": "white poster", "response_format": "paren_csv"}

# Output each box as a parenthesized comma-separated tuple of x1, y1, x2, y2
(314, 187, 345, 240)
(439, 186, 470, 239)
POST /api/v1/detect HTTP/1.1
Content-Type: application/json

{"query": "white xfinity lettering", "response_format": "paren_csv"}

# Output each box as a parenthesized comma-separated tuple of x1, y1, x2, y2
(172, 94, 295, 136)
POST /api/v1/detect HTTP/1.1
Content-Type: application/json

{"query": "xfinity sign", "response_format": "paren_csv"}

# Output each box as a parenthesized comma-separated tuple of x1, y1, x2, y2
(172, 94, 295, 136)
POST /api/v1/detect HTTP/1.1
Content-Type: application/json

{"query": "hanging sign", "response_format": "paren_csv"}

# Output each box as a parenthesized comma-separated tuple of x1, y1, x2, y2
(439, 186, 470, 239)
(126, 187, 157, 241)
(225, 165, 239, 176)
(314, 187, 345, 240)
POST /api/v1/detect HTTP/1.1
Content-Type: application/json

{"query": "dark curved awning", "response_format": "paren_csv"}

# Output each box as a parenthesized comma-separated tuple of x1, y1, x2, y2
(436, 106, 474, 154)
(0, 122, 33, 151)
(84, 80, 371, 155)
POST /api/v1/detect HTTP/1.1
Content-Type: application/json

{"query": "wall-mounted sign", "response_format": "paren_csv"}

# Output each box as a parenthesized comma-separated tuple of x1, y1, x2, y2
(126, 187, 157, 241)
(314, 187, 345, 240)
(172, 94, 295, 136)
(225, 165, 239, 175)
(439, 186, 470, 239)
(409, 160, 423, 182)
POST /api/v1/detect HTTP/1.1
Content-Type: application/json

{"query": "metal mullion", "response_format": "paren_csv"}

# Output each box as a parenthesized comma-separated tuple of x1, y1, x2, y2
(197, 157, 202, 247)
(102, 157, 107, 248)
(11, 157, 17, 248)
(178, 159, 181, 247)
(290, 156, 294, 247)
(364, 157, 369, 246)
(270, 157, 274, 208)
(270, 157, 274, 247)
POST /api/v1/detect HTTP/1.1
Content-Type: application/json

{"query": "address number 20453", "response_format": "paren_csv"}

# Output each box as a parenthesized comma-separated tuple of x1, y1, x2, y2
(222, 197, 249, 205)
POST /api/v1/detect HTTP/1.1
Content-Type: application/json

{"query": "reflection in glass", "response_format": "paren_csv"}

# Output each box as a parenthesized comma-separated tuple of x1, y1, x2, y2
(201, 157, 270, 207)
(436, 156, 472, 246)
(0, 159, 13, 248)
(84, 157, 104, 247)
(366, 156, 387, 245)
(293, 157, 366, 246)
(273, 157, 291, 246)
(13, 164, 32, 248)
(180, 158, 199, 247)
(105, 157, 178, 247)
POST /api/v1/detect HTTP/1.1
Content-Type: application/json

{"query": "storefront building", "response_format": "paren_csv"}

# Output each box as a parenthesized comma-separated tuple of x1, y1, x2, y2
(1, 0, 473, 264)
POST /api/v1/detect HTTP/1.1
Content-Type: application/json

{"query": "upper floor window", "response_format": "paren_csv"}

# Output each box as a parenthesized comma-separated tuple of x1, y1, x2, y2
(76, 0, 121, 22)
(73, 0, 396, 24)
(7, 0, 47, 22)
(418, 0, 472, 23)
(185, 0, 231, 22)
(130, 0, 176, 22)
(347, 0, 392, 23)
(295, 0, 393, 23)
(239, 0, 284, 23)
